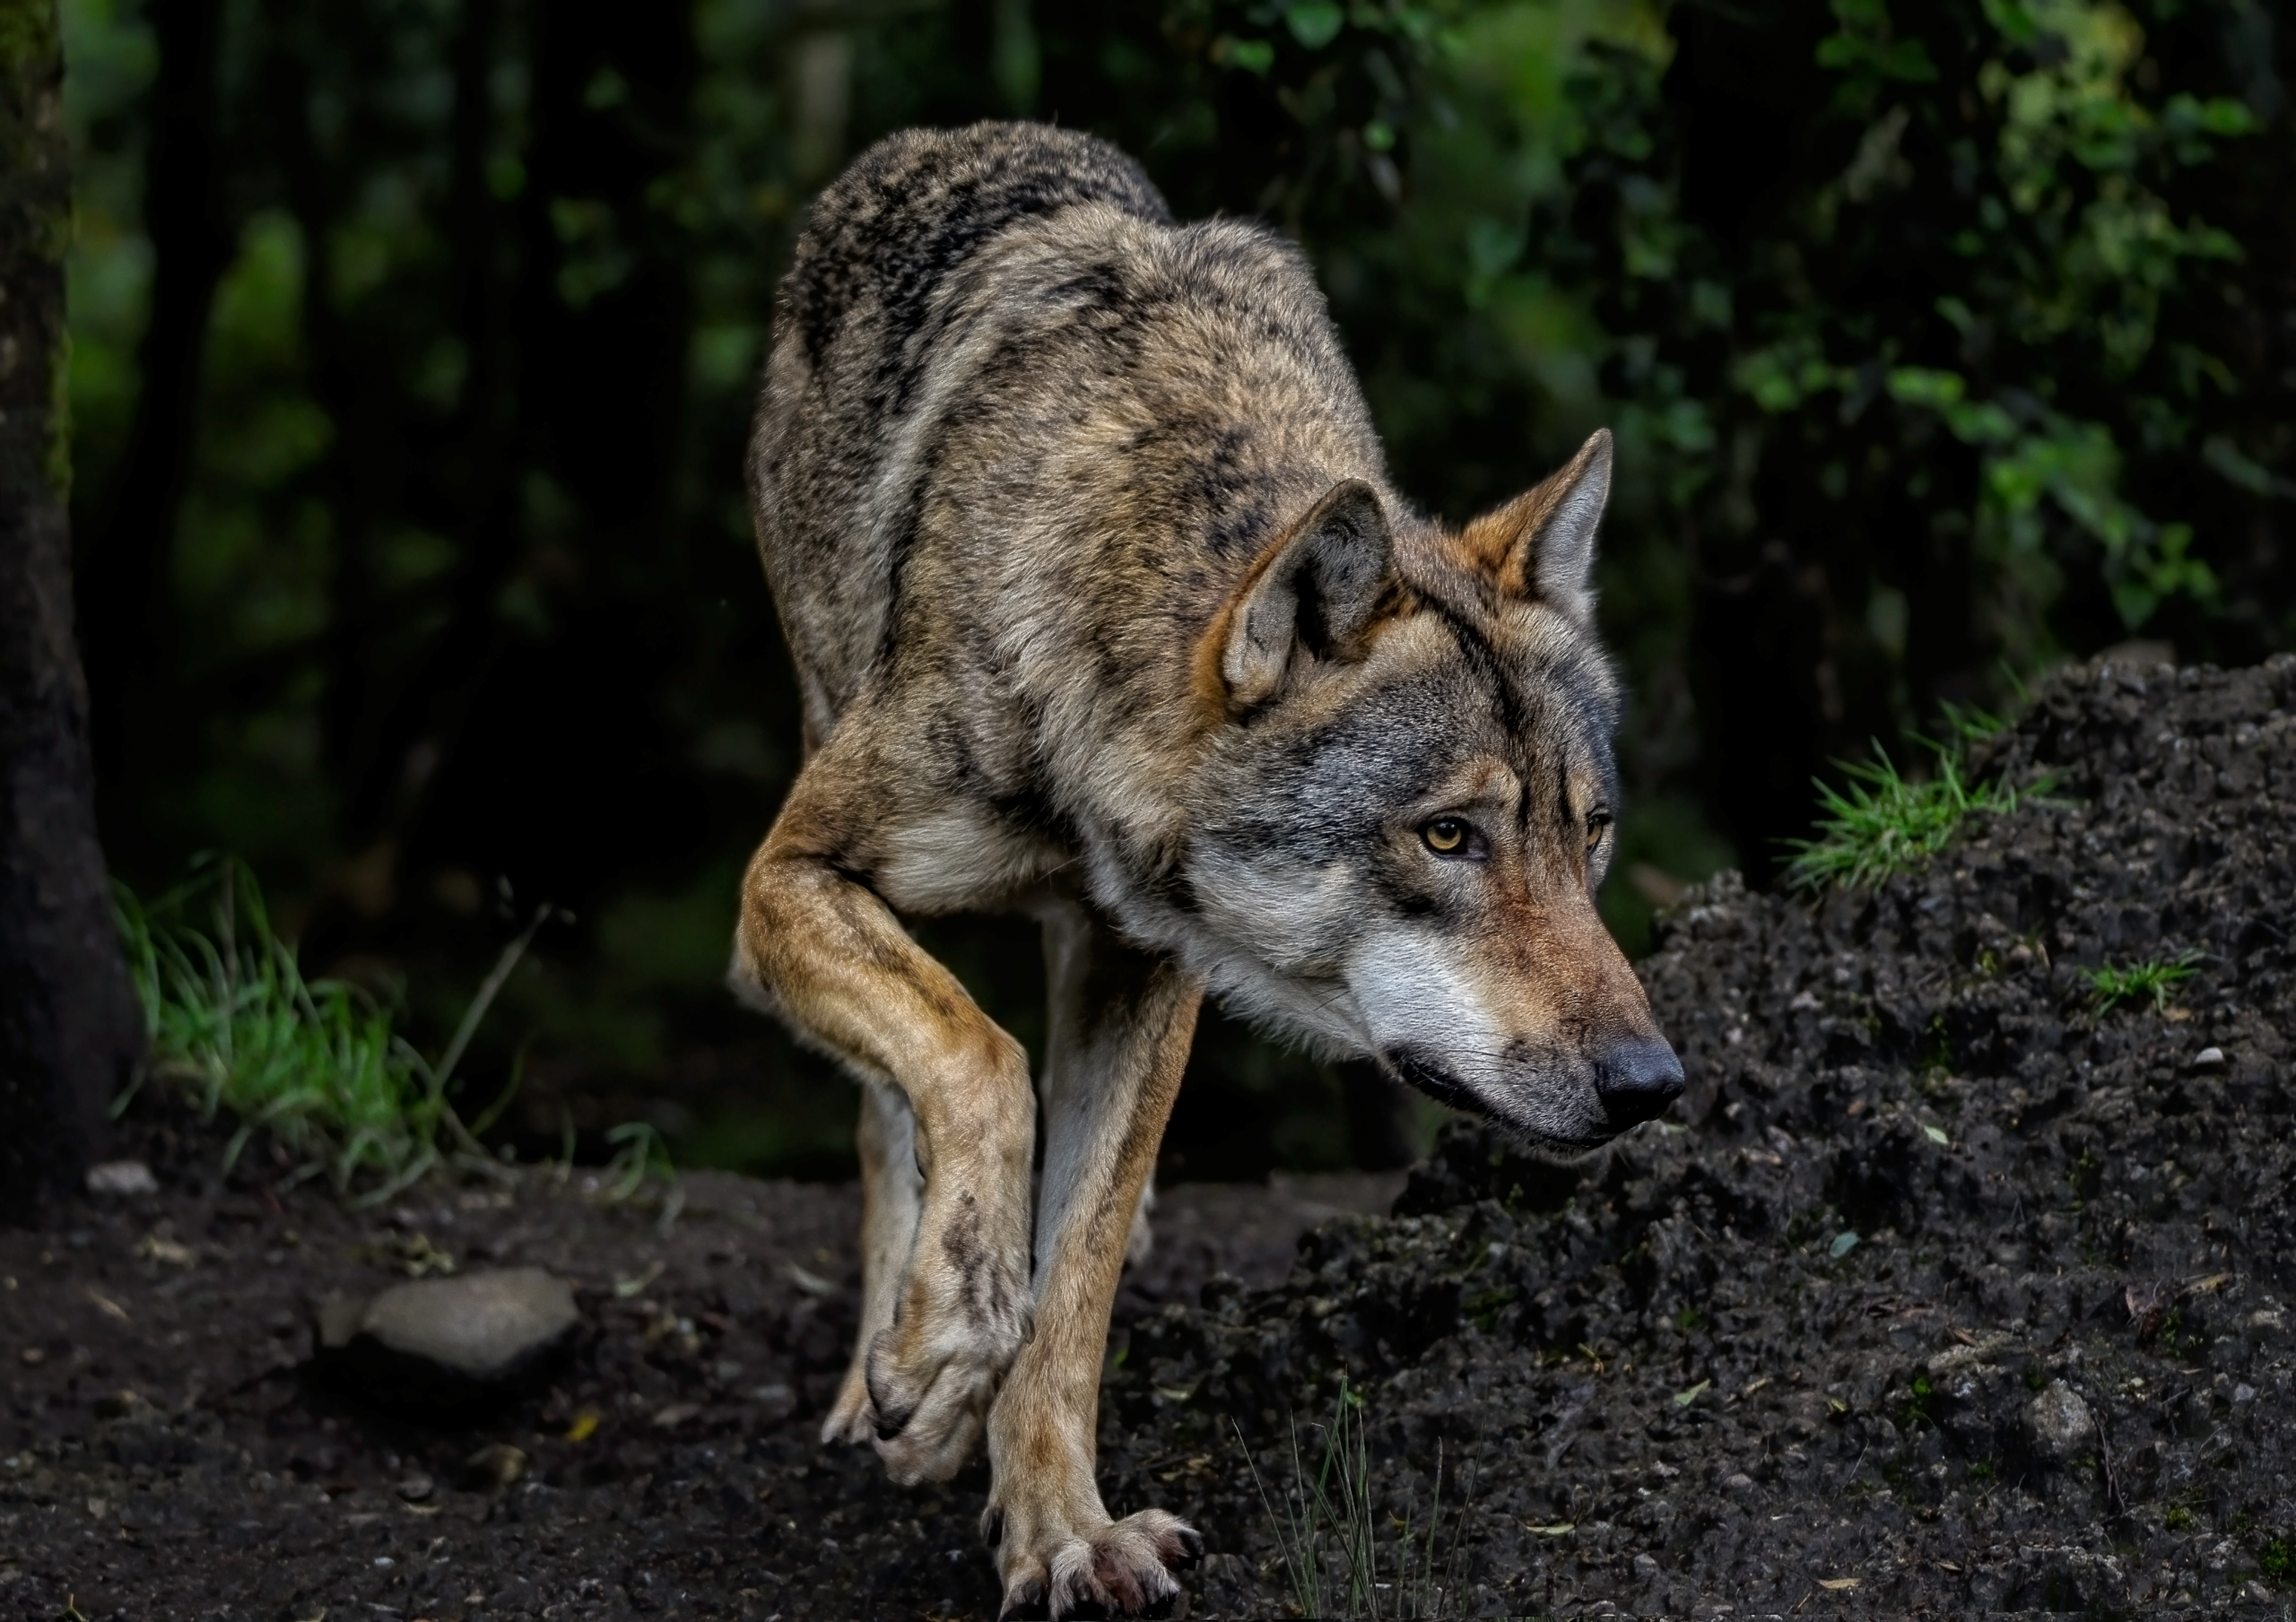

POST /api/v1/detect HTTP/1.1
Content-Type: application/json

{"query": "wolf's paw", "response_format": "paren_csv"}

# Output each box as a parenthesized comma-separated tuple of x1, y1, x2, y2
(866, 1331, 1007, 1484)
(994, 1508, 1201, 1620)
(864, 1283, 1029, 1485)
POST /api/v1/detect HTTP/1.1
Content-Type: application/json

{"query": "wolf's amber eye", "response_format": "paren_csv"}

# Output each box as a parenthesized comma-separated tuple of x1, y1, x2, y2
(1423, 818, 1468, 854)
(1586, 812, 1612, 851)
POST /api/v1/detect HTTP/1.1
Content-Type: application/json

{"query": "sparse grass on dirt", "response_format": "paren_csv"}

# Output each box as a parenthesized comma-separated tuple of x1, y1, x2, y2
(2079, 949, 2205, 1014)
(1782, 707, 2048, 892)
(1240, 1379, 1465, 1620)
(113, 857, 542, 1203)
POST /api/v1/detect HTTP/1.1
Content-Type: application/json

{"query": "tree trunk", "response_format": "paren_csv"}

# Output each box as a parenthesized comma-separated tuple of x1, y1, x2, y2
(0, 0, 146, 1225)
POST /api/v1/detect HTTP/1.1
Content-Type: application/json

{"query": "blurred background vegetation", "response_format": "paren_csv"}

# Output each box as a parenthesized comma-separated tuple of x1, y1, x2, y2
(61, 0, 2291, 1182)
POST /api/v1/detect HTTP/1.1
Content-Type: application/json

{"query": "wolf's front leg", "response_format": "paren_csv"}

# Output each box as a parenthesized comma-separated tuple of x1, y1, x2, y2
(820, 1077, 923, 1447)
(987, 903, 1204, 1620)
(735, 764, 1036, 1485)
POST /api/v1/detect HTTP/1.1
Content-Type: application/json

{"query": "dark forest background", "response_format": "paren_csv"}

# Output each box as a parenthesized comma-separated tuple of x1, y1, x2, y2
(60, 0, 2292, 1182)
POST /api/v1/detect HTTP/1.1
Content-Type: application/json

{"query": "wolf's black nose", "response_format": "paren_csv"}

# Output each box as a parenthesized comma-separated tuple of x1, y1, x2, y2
(1596, 1038, 1684, 1131)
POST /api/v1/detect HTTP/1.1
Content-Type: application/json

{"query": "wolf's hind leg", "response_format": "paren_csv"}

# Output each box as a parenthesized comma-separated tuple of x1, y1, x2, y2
(734, 754, 1036, 1486)
(822, 1079, 923, 1445)
(987, 900, 1203, 1619)
(1125, 1175, 1154, 1269)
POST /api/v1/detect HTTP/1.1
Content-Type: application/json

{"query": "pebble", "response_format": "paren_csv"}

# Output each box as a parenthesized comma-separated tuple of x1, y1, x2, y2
(84, 1161, 157, 1196)
(317, 1267, 578, 1411)
(1720, 1472, 1755, 1496)
(395, 1472, 435, 1503)
(2193, 1046, 2226, 1069)
(463, 1443, 527, 1489)
(2025, 1380, 2093, 1461)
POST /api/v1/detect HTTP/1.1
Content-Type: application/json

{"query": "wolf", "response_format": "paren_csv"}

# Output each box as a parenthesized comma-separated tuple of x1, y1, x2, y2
(731, 120, 1683, 1618)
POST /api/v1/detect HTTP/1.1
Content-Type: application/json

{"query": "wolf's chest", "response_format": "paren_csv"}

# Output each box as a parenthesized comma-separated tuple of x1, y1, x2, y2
(874, 803, 1074, 916)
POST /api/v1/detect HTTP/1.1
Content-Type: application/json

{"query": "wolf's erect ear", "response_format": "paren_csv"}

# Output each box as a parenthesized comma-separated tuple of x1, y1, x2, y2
(1218, 480, 1397, 710)
(1466, 428, 1612, 619)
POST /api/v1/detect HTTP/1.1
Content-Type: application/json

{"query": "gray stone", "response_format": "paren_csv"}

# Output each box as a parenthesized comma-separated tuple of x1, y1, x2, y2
(394, 1471, 434, 1503)
(317, 1267, 578, 1411)
(84, 1161, 156, 1196)
(2025, 1379, 2093, 1461)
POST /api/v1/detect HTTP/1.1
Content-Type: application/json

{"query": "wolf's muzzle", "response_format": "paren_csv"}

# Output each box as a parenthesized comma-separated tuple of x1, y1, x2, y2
(1595, 1038, 1684, 1132)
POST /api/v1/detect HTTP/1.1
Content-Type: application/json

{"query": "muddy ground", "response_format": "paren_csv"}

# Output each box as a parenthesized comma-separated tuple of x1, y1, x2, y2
(5, 653, 2295, 1619)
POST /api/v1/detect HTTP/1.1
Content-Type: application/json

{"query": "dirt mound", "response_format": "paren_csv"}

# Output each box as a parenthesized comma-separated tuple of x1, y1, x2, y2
(1104, 655, 2296, 1617)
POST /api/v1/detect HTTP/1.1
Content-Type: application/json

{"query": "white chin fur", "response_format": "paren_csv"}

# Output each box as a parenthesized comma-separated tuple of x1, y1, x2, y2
(1344, 924, 1505, 1065)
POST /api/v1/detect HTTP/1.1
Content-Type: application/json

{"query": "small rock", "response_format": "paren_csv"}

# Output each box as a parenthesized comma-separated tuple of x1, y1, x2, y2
(1632, 1552, 1660, 1581)
(84, 1161, 157, 1197)
(394, 1471, 435, 1503)
(19, 1348, 45, 1367)
(2193, 1045, 2226, 1069)
(652, 1401, 701, 1430)
(462, 1443, 527, 1489)
(317, 1267, 579, 1414)
(1720, 1472, 1755, 1496)
(2026, 1380, 2093, 1461)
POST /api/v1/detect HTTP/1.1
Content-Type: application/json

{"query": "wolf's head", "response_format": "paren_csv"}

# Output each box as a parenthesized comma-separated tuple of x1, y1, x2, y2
(1180, 429, 1682, 1152)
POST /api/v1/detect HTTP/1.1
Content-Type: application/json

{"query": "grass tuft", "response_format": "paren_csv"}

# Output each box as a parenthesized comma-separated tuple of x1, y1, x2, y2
(2079, 950, 2204, 1015)
(115, 857, 540, 1203)
(1237, 1378, 1465, 1620)
(1783, 706, 2048, 893)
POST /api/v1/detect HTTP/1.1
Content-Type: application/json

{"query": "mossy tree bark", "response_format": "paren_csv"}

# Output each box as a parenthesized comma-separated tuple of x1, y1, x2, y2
(0, 0, 144, 1225)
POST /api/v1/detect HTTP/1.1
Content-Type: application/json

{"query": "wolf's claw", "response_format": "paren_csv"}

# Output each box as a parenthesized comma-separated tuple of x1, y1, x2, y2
(996, 1509, 1198, 1619)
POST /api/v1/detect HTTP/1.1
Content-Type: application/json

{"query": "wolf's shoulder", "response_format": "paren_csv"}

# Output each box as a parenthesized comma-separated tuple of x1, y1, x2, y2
(780, 121, 1173, 364)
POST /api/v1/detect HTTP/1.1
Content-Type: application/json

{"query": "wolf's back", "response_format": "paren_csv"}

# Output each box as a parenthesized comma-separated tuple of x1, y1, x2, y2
(778, 122, 1172, 376)
(751, 124, 1175, 742)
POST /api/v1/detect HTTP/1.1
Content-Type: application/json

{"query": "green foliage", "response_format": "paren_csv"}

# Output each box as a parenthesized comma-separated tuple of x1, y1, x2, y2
(1782, 711, 2042, 891)
(1898, 1373, 1935, 1428)
(1967, 1459, 1996, 1480)
(1583, 0, 2269, 643)
(2080, 949, 2203, 1014)
(115, 858, 534, 1201)
(1238, 1380, 1465, 1619)
(2256, 1535, 2292, 1578)
(2066, 1142, 2102, 1207)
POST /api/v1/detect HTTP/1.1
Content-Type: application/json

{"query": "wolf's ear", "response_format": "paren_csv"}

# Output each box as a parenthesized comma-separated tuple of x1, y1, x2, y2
(1465, 428, 1611, 619)
(1217, 481, 1397, 710)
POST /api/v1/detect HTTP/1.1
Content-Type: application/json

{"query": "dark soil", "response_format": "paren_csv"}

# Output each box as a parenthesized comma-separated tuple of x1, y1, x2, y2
(6, 653, 2296, 1620)
(0, 1123, 1396, 1620)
